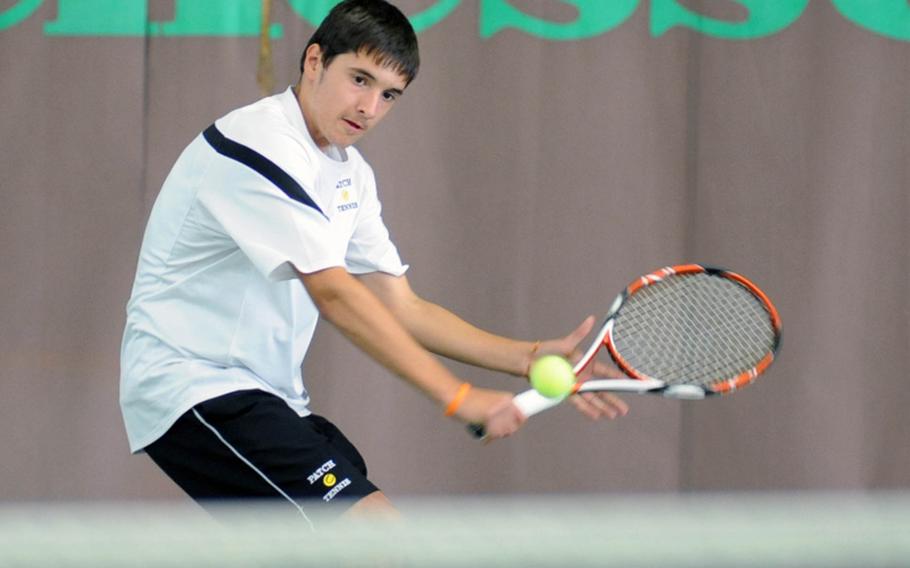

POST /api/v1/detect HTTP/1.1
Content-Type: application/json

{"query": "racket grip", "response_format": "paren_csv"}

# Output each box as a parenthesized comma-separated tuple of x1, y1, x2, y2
(513, 388, 565, 417)
(467, 389, 565, 439)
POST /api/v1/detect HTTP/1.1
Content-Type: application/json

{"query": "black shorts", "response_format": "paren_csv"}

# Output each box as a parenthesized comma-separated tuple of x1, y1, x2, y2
(145, 390, 378, 523)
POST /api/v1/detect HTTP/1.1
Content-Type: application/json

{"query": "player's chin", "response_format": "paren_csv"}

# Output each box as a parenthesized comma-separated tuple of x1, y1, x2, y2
(340, 124, 369, 143)
(331, 134, 360, 148)
(348, 127, 367, 140)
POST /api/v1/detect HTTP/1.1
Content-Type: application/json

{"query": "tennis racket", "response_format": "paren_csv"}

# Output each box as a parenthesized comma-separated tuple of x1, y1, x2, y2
(470, 264, 781, 438)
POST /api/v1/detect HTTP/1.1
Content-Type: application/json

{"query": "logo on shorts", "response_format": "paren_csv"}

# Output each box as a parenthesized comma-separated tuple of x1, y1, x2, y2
(307, 460, 336, 485)
(323, 478, 351, 502)
(323, 473, 337, 487)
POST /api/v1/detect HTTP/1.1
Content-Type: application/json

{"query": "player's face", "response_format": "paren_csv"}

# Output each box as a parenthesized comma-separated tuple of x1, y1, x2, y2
(299, 45, 407, 149)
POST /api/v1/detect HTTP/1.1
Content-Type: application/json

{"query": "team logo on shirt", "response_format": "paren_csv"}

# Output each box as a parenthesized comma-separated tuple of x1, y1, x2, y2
(323, 473, 337, 487)
(336, 181, 359, 212)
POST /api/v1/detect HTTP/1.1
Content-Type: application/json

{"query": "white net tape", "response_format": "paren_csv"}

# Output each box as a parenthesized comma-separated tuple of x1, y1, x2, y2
(1, 493, 907, 567)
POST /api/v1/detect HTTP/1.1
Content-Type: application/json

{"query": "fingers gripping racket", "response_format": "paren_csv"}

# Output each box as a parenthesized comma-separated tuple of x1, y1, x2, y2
(470, 264, 781, 438)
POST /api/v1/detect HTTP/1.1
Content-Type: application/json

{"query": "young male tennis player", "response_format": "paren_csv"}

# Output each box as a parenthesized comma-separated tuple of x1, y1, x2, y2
(120, 0, 628, 520)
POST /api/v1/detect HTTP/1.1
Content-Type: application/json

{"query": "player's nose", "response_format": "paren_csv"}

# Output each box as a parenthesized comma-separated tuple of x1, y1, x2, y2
(357, 90, 381, 119)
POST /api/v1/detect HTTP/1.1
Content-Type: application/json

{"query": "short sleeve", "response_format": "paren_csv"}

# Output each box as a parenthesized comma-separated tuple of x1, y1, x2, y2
(345, 168, 408, 276)
(197, 126, 348, 281)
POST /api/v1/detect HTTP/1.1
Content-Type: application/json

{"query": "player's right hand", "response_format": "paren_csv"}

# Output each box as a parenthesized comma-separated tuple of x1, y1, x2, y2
(455, 387, 526, 439)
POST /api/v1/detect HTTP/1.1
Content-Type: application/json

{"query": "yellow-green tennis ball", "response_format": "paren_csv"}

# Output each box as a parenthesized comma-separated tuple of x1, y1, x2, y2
(529, 355, 575, 399)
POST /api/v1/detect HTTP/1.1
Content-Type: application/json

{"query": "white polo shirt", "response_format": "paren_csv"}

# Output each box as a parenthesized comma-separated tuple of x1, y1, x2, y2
(120, 87, 407, 452)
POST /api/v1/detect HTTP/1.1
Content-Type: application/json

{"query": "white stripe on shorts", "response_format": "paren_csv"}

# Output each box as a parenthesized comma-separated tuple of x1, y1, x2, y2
(192, 408, 315, 531)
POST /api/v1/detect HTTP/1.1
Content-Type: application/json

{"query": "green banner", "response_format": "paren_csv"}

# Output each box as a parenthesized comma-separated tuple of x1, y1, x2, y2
(0, 0, 906, 41)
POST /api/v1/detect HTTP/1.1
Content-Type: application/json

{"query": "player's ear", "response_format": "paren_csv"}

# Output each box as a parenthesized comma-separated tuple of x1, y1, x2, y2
(302, 44, 324, 79)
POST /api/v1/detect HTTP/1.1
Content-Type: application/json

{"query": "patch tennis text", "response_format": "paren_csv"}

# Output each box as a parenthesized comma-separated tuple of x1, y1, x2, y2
(336, 185, 358, 212)
(307, 460, 335, 485)
(322, 477, 351, 502)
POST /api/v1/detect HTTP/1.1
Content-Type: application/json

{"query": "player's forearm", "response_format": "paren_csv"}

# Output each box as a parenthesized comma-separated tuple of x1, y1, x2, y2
(397, 297, 536, 378)
(356, 273, 536, 377)
(300, 267, 464, 405)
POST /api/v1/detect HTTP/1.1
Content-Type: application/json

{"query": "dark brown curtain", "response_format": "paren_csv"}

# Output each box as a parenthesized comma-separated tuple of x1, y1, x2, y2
(1, 1, 907, 500)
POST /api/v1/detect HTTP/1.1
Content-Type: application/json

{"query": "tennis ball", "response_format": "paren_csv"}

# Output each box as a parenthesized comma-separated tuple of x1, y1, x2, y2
(529, 355, 575, 399)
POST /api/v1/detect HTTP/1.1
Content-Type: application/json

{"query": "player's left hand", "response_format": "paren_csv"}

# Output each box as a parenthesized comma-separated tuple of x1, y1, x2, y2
(538, 315, 630, 421)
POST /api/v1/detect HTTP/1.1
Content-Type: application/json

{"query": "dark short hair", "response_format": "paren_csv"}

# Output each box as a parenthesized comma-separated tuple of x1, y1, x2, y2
(301, 0, 420, 86)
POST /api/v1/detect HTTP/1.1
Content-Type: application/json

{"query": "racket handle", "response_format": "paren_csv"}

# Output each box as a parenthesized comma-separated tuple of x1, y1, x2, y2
(467, 424, 486, 438)
(467, 389, 565, 439)
(513, 388, 565, 417)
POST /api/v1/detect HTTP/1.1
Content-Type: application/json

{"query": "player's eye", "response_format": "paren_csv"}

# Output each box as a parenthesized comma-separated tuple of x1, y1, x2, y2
(352, 74, 367, 86)
(382, 91, 398, 103)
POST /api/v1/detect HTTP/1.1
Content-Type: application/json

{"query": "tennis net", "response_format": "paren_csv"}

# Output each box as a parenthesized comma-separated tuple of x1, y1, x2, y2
(2, 492, 908, 567)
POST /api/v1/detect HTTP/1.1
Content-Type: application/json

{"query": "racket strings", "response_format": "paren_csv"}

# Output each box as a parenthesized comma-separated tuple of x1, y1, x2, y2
(612, 273, 776, 387)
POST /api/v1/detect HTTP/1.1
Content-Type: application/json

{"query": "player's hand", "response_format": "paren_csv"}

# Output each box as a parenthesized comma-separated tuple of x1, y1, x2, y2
(455, 387, 526, 439)
(538, 315, 630, 421)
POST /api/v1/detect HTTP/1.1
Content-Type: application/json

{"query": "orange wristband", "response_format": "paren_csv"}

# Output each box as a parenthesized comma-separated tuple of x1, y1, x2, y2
(444, 382, 472, 417)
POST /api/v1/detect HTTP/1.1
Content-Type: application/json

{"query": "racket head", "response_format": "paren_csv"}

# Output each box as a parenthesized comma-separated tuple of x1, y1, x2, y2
(602, 264, 781, 396)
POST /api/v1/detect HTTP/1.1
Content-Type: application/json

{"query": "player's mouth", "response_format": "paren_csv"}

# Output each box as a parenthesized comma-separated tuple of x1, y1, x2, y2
(342, 118, 364, 132)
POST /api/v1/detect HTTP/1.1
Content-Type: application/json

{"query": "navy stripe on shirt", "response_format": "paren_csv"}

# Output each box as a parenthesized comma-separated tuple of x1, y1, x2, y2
(202, 124, 327, 219)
